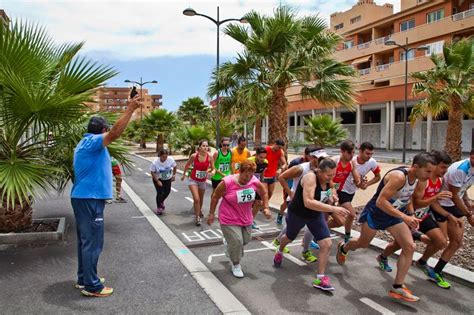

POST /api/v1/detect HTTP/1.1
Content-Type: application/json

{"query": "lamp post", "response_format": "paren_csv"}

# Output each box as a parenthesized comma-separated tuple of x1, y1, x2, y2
(385, 38, 428, 163)
(183, 6, 247, 145)
(124, 77, 158, 120)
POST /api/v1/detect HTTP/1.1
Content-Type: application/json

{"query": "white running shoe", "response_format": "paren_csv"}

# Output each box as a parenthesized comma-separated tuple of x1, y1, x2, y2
(232, 264, 244, 278)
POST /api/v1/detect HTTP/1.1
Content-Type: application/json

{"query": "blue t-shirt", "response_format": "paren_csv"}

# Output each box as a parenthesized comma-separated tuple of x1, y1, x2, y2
(71, 133, 112, 199)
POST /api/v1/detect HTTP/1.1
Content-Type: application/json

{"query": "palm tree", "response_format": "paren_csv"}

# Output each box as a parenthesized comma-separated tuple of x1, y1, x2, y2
(176, 97, 211, 126)
(0, 21, 118, 232)
(215, 6, 356, 145)
(410, 38, 473, 160)
(171, 126, 212, 157)
(142, 108, 177, 152)
(301, 114, 348, 147)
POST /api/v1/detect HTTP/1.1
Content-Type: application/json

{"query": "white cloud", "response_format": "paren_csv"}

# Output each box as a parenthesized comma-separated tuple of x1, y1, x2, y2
(2, 0, 400, 60)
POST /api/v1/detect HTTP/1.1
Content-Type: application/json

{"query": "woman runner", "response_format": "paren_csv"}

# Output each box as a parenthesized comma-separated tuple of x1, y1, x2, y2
(150, 148, 177, 215)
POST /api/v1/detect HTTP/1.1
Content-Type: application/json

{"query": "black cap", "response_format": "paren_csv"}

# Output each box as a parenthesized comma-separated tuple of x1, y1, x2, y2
(87, 116, 110, 134)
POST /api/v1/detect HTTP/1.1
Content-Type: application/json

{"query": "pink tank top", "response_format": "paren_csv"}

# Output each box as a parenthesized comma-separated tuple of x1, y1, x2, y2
(190, 153, 210, 182)
(218, 175, 261, 226)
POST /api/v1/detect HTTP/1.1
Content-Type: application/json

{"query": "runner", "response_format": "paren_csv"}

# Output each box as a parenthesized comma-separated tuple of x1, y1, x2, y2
(263, 139, 287, 201)
(207, 160, 271, 278)
(274, 145, 329, 263)
(328, 140, 360, 232)
(150, 148, 177, 215)
(231, 136, 251, 174)
(181, 140, 215, 226)
(339, 142, 381, 242)
(110, 158, 127, 203)
(273, 158, 349, 291)
(247, 147, 268, 229)
(211, 137, 232, 192)
(377, 150, 456, 289)
(336, 152, 436, 302)
(432, 149, 474, 288)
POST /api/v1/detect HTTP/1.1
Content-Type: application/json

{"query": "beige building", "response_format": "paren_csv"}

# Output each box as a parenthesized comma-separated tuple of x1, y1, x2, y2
(271, 0, 474, 152)
(1, 9, 10, 28)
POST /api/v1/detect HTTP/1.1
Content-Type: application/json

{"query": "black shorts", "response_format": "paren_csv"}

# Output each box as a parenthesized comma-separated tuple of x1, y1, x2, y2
(263, 176, 277, 184)
(211, 179, 222, 189)
(432, 206, 465, 222)
(338, 191, 355, 204)
(419, 215, 439, 234)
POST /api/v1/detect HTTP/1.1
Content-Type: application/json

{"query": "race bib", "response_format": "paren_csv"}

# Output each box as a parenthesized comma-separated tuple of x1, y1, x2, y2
(195, 170, 207, 179)
(414, 207, 430, 219)
(320, 189, 331, 203)
(237, 188, 256, 203)
(159, 169, 173, 180)
(392, 199, 408, 210)
(219, 163, 230, 172)
(235, 163, 240, 170)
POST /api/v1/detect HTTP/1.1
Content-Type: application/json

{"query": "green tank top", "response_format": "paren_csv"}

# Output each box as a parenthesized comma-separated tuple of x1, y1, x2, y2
(212, 149, 232, 180)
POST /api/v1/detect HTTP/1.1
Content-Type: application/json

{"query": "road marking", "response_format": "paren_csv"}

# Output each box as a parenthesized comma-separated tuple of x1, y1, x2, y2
(171, 187, 178, 192)
(131, 216, 145, 219)
(131, 163, 136, 167)
(122, 181, 250, 314)
(261, 241, 306, 266)
(360, 298, 395, 315)
(185, 197, 194, 203)
(145, 173, 151, 177)
(137, 167, 143, 171)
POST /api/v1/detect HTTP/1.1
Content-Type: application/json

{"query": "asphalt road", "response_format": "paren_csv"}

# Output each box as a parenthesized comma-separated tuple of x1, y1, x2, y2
(127, 155, 474, 315)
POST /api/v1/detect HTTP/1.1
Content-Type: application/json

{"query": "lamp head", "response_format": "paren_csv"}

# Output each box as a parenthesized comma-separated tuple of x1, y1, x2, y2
(183, 8, 197, 16)
(384, 40, 396, 46)
(124, 79, 131, 83)
(239, 18, 248, 23)
(151, 80, 158, 84)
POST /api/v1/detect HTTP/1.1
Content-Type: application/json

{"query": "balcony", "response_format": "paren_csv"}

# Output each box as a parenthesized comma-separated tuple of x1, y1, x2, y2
(452, 8, 474, 21)
(376, 63, 391, 71)
(357, 42, 371, 50)
(359, 68, 371, 76)
(375, 35, 391, 45)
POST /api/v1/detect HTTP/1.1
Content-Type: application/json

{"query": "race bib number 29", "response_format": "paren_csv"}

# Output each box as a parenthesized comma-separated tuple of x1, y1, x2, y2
(237, 188, 256, 203)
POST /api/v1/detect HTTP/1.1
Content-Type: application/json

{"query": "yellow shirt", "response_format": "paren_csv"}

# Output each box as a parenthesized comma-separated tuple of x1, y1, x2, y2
(231, 147, 249, 174)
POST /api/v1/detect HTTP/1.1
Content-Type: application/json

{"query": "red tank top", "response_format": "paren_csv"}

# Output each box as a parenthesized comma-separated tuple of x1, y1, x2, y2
(424, 177, 442, 198)
(264, 146, 282, 177)
(333, 157, 352, 191)
(190, 153, 210, 182)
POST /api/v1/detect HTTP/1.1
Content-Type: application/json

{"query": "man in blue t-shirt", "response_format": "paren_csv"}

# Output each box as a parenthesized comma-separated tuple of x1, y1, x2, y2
(71, 95, 140, 297)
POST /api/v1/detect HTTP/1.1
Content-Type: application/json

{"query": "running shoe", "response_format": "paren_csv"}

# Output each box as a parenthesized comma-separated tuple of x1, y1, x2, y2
(335, 241, 347, 265)
(195, 216, 201, 226)
(431, 272, 451, 289)
(114, 197, 127, 203)
(276, 214, 283, 225)
(271, 239, 290, 254)
(415, 261, 436, 280)
(74, 277, 105, 290)
(273, 251, 283, 267)
(251, 221, 260, 230)
(156, 207, 163, 215)
(312, 276, 335, 291)
(301, 250, 318, 263)
(81, 286, 114, 297)
(231, 264, 244, 278)
(309, 241, 320, 250)
(376, 254, 392, 272)
(389, 286, 419, 302)
(105, 199, 113, 204)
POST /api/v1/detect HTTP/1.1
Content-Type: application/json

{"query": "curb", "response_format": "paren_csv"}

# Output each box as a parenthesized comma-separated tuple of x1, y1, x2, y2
(0, 217, 66, 245)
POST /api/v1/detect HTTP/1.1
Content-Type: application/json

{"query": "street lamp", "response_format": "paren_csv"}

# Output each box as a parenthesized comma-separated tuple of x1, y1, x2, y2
(385, 38, 428, 163)
(124, 77, 158, 120)
(183, 6, 247, 145)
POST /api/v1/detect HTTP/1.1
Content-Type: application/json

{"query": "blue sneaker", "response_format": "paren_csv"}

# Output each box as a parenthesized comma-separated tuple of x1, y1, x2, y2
(251, 221, 260, 230)
(276, 214, 283, 225)
(416, 261, 438, 280)
(310, 241, 320, 250)
(376, 254, 392, 272)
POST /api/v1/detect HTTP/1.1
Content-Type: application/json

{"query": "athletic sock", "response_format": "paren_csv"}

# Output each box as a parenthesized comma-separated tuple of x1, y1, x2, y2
(316, 274, 324, 279)
(418, 258, 427, 266)
(434, 259, 448, 274)
(392, 284, 403, 289)
(345, 232, 351, 238)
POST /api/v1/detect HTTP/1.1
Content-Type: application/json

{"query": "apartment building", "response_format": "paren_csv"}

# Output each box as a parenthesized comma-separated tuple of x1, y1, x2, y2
(86, 87, 163, 120)
(1, 9, 10, 28)
(279, 0, 474, 151)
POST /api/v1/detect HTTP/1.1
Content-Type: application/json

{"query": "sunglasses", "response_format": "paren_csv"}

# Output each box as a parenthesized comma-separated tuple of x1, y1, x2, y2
(222, 144, 230, 147)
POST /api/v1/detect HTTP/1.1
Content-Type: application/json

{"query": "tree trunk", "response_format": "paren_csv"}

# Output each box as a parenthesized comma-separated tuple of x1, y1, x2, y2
(0, 199, 33, 232)
(444, 96, 463, 161)
(254, 116, 262, 148)
(139, 137, 147, 149)
(268, 86, 289, 146)
(156, 134, 164, 153)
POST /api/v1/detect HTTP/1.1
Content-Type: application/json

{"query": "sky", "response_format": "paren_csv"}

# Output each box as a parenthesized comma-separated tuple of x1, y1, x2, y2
(2, 0, 400, 111)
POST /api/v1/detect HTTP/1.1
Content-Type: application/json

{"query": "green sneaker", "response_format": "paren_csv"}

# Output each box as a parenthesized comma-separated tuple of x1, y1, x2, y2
(301, 250, 318, 263)
(271, 239, 290, 254)
(432, 272, 451, 289)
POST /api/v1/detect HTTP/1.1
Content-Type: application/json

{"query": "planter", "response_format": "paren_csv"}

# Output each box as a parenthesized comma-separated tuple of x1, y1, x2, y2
(0, 217, 66, 245)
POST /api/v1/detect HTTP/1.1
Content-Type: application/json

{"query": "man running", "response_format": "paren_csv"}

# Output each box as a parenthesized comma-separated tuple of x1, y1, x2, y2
(211, 137, 232, 192)
(263, 139, 287, 200)
(339, 142, 381, 242)
(336, 152, 436, 302)
(231, 136, 251, 174)
(273, 158, 349, 291)
(377, 150, 458, 289)
(328, 140, 360, 233)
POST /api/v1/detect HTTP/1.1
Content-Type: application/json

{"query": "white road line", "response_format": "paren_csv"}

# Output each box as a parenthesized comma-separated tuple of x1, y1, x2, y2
(360, 298, 395, 315)
(145, 173, 151, 177)
(185, 197, 194, 203)
(137, 167, 143, 171)
(131, 163, 136, 167)
(261, 241, 306, 266)
(131, 216, 145, 219)
(171, 187, 178, 192)
(122, 180, 249, 315)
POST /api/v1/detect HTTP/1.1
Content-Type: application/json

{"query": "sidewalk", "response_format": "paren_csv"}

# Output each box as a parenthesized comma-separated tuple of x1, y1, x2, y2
(0, 189, 219, 314)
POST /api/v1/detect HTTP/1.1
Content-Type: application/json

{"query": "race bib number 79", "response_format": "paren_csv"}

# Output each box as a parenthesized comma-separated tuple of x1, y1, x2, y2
(237, 188, 256, 203)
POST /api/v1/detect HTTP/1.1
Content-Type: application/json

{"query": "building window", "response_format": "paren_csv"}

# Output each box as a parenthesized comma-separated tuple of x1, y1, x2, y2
(425, 40, 444, 56)
(340, 112, 356, 124)
(344, 40, 354, 49)
(427, 9, 444, 23)
(400, 19, 415, 32)
(395, 107, 413, 122)
(289, 116, 295, 127)
(400, 49, 415, 61)
(335, 23, 344, 30)
(470, 3, 474, 10)
(350, 15, 361, 24)
(363, 110, 381, 123)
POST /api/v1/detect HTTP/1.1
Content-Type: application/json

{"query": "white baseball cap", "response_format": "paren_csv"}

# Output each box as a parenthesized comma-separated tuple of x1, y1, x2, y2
(309, 149, 329, 158)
